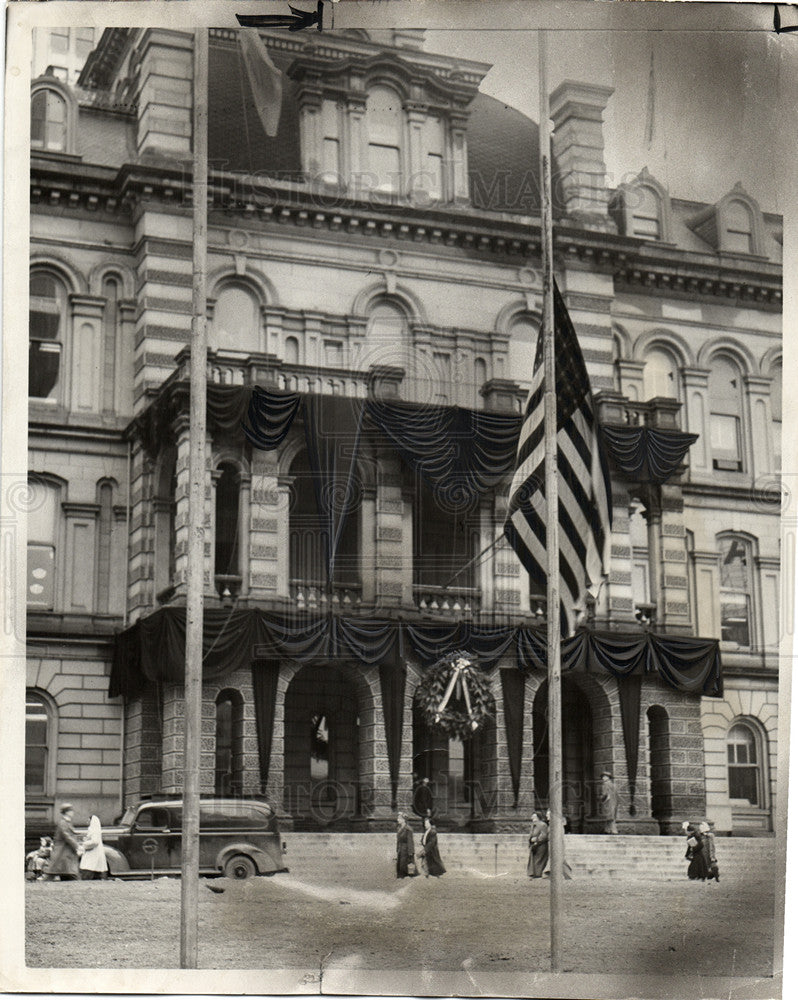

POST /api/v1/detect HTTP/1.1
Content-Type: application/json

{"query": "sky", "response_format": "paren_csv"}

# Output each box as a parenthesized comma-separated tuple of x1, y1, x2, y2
(425, 17, 795, 215)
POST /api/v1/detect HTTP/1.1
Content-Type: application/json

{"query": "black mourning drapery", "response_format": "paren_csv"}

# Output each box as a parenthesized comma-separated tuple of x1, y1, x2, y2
(243, 385, 302, 450)
(499, 669, 525, 807)
(251, 660, 280, 789)
(379, 651, 407, 811)
(616, 674, 643, 815)
(602, 426, 698, 483)
(365, 399, 521, 509)
(111, 609, 723, 700)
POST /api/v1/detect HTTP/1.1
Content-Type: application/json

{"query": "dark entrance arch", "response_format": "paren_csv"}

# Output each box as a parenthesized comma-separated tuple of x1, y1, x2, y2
(533, 678, 594, 832)
(283, 664, 361, 828)
(647, 705, 672, 829)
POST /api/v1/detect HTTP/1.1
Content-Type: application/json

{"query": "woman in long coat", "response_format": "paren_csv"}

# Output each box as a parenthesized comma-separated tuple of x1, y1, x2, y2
(79, 814, 108, 880)
(526, 813, 549, 878)
(395, 813, 417, 879)
(419, 816, 446, 877)
(46, 804, 81, 880)
(684, 823, 710, 881)
(699, 821, 720, 882)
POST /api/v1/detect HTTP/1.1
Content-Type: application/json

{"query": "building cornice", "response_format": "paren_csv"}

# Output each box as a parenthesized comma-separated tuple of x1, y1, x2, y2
(30, 158, 782, 306)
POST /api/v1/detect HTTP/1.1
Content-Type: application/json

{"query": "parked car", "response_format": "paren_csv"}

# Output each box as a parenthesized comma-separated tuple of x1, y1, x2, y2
(99, 797, 287, 879)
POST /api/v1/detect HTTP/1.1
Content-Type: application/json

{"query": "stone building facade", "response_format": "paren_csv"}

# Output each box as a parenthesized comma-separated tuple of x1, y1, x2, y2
(26, 26, 781, 838)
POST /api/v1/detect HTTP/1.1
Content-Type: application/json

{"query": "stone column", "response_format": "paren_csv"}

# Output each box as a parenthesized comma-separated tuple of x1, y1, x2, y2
(375, 452, 409, 609)
(360, 486, 377, 604)
(296, 82, 324, 178)
(405, 103, 427, 199)
(744, 375, 775, 481)
(248, 450, 284, 602)
(692, 551, 721, 638)
(682, 367, 712, 477)
(116, 299, 136, 417)
(62, 502, 98, 612)
(68, 295, 105, 414)
(449, 112, 470, 204)
(160, 683, 185, 794)
(123, 690, 162, 802)
(659, 485, 692, 633)
(606, 487, 636, 627)
(239, 472, 251, 597)
(617, 359, 646, 402)
(346, 95, 367, 193)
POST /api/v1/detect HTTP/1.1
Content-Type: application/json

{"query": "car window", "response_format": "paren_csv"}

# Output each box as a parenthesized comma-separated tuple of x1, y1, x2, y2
(135, 807, 170, 829)
(199, 802, 272, 828)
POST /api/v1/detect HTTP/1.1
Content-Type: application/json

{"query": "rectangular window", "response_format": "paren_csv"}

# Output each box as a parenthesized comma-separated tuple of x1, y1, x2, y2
(75, 28, 95, 60)
(49, 29, 69, 53)
(426, 153, 444, 200)
(368, 144, 401, 193)
(710, 413, 742, 471)
(27, 544, 56, 609)
(726, 229, 753, 254)
(632, 214, 660, 239)
(25, 698, 48, 793)
(728, 765, 758, 804)
(324, 340, 343, 367)
(320, 100, 341, 182)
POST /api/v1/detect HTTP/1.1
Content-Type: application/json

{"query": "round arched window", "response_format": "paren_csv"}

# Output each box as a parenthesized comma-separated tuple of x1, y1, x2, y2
(727, 722, 760, 805)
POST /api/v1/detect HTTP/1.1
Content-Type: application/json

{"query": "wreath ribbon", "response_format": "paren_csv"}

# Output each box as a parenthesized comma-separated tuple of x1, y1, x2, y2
(435, 656, 478, 731)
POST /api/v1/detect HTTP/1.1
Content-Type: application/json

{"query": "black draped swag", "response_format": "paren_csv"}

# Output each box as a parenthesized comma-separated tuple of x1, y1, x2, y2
(112, 609, 722, 807)
(499, 668, 526, 807)
(602, 426, 698, 483)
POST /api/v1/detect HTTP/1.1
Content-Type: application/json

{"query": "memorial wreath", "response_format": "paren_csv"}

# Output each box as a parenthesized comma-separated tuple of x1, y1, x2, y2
(414, 651, 494, 740)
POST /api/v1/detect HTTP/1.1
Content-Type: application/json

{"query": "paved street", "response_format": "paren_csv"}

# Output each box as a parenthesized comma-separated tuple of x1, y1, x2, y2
(25, 849, 778, 997)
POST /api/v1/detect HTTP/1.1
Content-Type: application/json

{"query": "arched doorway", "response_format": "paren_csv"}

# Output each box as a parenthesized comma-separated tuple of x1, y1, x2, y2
(647, 705, 672, 829)
(412, 704, 488, 826)
(533, 678, 594, 832)
(283, 664, 362, 829)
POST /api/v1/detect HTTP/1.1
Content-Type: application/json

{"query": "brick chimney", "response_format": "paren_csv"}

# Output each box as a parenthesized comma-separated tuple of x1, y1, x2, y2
(549, 81, 615, 231)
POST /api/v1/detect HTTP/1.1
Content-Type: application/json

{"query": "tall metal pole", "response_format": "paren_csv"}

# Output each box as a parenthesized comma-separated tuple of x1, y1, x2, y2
(180, 25, 208, 970)
(539, 28, 564, 973)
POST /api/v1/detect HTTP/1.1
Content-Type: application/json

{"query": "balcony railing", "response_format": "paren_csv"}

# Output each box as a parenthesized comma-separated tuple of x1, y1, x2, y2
(413, 585, 481, 615)
(290, 579, 363, 610)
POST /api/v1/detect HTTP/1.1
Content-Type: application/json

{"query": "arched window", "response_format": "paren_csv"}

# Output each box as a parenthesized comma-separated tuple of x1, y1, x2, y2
(154, 447, 177, 600)
(366, 86, 403, 194)
(725, 201, 754, 254)
(31, 88, 67, 151)
(26, 691, 55, 795)
(215, 689, 244, 794)
(507, 315, 538, 391)
(29, 271, 67, 401)
(367, 301, 408, 347)
(631, 186, 661, 239)
(718, 535, 753, 648)
(27, 477, 60, 610)
(708, 356, 744, 472)
(473, 357, 487, 408)
(643, 346, 679, 401)
(214, 463, 241, 579)
(212, 285, 260, 354)
(727, 721, 762, 805)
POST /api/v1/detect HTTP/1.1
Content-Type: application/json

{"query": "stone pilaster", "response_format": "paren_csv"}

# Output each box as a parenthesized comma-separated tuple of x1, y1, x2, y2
(375, 452, 410, 609)
(134, 29, 194, 159)
(682, 367, 711, 478)
(744, 374, 775, 481)
(68, 295, 105, 414)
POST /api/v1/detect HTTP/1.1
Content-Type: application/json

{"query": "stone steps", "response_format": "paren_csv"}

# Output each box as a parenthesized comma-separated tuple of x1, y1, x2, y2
(280, 832, 775, 881)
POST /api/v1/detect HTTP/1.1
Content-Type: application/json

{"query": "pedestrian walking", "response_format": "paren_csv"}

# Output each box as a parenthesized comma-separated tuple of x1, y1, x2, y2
(526, 812, 549, 878)
(419, 816, 446, 877)
(598, 772, 619, 834)
(683, 821, 710, 881)
(395, 812, 417, 879)
(699, 821, 720, 882)
(79, 814, 108, 880)
(45, 804, 82, 881)
(545, 809, 573, 879)
(413, 776, 434, 819)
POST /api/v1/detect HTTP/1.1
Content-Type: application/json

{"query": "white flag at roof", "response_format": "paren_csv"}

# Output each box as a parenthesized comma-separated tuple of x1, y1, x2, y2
(239, 29, 283, 139)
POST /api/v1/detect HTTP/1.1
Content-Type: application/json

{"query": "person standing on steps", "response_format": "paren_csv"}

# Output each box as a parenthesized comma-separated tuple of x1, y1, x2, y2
(413, 776, 434, 820)
(395, 812, 418, 879)
(699, 821, 720, 882)
(526, 812, 549, 878)
(598, 772, 619, 834)
(419, 815, 446, 877)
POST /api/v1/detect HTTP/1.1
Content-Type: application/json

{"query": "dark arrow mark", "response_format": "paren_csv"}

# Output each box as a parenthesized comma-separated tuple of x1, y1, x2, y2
(774, 4, 798, 32)
(237, 1, 324, 32)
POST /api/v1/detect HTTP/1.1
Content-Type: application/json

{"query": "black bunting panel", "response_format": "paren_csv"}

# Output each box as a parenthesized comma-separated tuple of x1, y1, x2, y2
(110, 608, 723, 700)
(601, 426, 698, 483)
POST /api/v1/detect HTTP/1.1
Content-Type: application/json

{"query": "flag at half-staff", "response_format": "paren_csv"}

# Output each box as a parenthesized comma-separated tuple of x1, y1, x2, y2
(504, 281, 612, 636)
(239, 28, 284, 137)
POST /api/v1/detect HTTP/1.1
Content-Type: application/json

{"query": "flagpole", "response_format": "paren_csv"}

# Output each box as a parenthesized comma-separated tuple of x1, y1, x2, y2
(180, 25, 208, 969)
(539, 28, 564, 973)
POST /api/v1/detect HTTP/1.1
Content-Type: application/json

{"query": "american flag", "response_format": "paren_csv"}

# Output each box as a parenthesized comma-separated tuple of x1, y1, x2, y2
(504, 281, 612, 636)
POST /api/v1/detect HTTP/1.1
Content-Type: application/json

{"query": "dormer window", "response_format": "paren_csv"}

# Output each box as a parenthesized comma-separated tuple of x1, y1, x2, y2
(724, 200, 754, 254)
(610, 169, 671, 243)
(31, 88, 67, 151)
(631, 186, 661, 239)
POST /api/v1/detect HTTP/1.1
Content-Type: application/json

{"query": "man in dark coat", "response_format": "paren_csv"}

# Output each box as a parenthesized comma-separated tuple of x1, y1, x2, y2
(413, 776, 434, 819)
(598, 772, 619, 834)
(395, 813, 417, 878)
(45, 804, 82, 880)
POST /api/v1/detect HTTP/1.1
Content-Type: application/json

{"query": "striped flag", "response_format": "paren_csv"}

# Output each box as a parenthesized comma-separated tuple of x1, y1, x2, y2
(239, 29, 283, 138)
(504, 281, 612, 636)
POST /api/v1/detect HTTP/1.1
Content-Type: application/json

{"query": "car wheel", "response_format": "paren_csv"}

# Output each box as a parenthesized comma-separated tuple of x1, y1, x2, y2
(224, 854, 256, 880)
